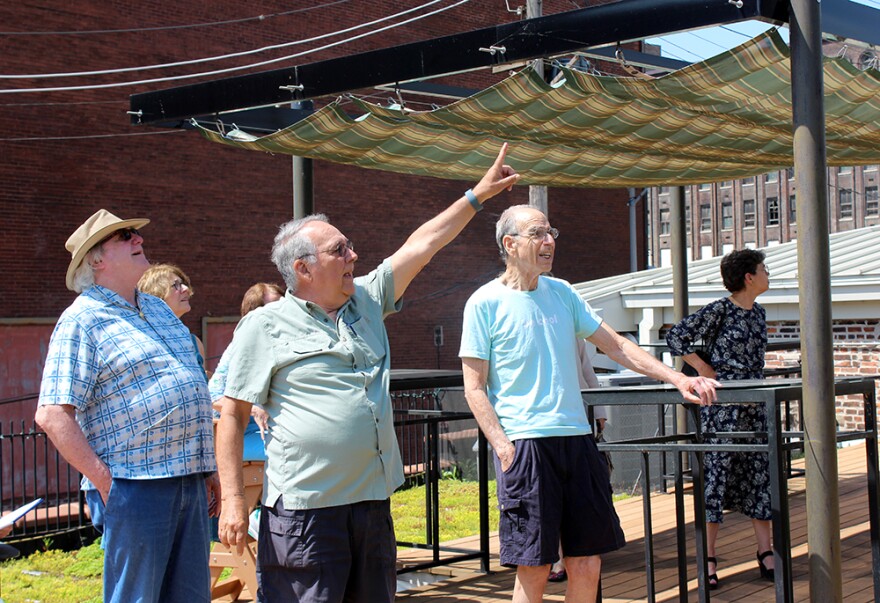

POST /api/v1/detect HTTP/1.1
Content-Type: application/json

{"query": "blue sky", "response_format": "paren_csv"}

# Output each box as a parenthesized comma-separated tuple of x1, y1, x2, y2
(646, 0, 878, 64)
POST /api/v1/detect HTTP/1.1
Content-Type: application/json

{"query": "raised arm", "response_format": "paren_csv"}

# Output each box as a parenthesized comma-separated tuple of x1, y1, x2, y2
(587, 322, 720, 406)
(389, 143, 519, 301)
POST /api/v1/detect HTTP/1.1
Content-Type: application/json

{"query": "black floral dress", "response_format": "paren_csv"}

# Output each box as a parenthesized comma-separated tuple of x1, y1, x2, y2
(666, 297, 770, 523)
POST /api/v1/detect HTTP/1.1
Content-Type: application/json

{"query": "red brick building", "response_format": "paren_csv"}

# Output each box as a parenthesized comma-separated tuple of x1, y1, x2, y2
(0, 1, 645, 422)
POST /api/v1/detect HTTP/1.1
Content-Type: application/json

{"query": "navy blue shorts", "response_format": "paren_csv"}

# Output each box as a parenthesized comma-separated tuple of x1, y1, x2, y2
(495, 435, 625, 567)
(256, 498, 396, 603)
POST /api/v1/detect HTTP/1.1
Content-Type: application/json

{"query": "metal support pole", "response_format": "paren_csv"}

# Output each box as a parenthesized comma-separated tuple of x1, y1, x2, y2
(527, 0, 548, 215)
(789, 1, 841, 600)
(291, 101, 314, 218)
(670, 186, 690, 456)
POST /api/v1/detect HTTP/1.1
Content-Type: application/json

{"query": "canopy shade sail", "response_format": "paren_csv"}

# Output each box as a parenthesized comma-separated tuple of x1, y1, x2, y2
(195, 30, 880, 188)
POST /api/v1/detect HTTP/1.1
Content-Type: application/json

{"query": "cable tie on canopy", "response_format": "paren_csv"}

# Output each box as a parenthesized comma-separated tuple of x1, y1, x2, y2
(728, 0, 743, 8)
(279, 84, 304, 92)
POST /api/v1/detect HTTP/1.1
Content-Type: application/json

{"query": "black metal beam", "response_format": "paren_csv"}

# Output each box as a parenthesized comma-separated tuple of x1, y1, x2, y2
(822, 0, 880, 46)
(130, 0, 786, 125)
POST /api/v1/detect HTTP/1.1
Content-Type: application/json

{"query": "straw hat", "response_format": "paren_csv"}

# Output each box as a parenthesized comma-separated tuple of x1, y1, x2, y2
(65, 209, 150, 291)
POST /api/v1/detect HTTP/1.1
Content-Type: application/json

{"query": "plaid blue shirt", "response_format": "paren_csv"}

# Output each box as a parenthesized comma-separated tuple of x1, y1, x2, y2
(39, 286, 215, 481)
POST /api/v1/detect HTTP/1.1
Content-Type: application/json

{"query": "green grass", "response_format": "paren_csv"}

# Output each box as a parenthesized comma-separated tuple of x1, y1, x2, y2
(0, 541, 103, 603)
(0, 478, 626, 601)
(392, 479, 500, 545)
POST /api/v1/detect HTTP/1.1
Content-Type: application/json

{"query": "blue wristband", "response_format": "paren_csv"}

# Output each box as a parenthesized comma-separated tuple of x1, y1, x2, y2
(465, 189, 483, 212)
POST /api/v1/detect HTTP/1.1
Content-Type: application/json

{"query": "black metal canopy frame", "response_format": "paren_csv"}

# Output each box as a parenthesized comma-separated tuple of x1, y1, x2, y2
(129, 0, 877, 129)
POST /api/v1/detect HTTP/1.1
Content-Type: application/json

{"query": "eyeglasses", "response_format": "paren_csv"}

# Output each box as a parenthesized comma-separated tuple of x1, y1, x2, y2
(762, 266, 770, 276)
(99, 227, 141, 246)
(321, 239, 355, 258)
(511, 227, 559, 242)
(170, 279, 190, 292)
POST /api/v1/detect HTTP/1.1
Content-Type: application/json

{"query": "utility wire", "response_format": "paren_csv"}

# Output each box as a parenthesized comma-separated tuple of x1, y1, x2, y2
(0, 0, 469, 94)
(685, 30, 731, 52)
(0, 130, 185, 142)
(1, 0, 447, 79)
(0, 1, 352, 36)
(658, 39, 706, 62)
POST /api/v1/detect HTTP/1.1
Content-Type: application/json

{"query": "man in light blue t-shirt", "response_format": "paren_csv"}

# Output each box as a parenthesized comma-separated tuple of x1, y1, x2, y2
(460, 204, 719, 602)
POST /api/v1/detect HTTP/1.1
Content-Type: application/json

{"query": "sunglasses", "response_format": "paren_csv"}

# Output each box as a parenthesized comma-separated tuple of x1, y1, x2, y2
(99, 228, 141, 246)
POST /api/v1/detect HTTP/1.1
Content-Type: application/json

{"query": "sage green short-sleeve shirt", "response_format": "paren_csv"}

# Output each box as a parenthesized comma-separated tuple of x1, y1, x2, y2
(224, 259, 404, 510)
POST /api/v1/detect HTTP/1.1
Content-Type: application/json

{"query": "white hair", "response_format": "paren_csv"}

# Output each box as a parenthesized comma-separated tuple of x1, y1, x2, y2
(71, 247, 104, 293)
(270, 214, 328, 292)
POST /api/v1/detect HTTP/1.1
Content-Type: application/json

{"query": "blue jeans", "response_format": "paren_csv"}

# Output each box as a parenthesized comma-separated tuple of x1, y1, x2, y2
(85, 488, 105, 535)
(102, 475, 211, 603)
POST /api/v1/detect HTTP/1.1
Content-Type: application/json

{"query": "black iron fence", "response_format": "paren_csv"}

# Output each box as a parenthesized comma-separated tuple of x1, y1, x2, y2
(1, 371, 491, 572)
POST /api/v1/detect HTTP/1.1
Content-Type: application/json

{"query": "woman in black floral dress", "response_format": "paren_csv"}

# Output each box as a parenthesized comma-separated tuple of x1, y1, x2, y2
(666, 249, 773, 589)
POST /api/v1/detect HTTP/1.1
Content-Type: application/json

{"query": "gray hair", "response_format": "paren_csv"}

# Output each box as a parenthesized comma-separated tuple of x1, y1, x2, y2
(71, 246, 104, 293)
(495, 204, 532, 262)
(270, 214, 329, 292)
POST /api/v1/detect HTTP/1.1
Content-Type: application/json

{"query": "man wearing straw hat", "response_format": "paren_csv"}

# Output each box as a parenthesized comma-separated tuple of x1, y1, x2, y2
(36, 209, 218, 603)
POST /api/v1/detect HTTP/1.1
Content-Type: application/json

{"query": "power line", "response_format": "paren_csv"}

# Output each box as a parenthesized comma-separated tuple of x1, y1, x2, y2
(0, 1, 352, 36)
(0, 100, 125, 108)
(658, 39, 706, 62)
(0, 0, 470, 94)
(0, 130, 186, 142)
(1, 0, 448, 80)
(685, 30, 730, 52)
(719, 25, 758, 39)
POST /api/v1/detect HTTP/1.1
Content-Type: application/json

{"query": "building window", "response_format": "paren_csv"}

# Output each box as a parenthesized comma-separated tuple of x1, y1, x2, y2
(660, 208, 670, 234)
(866, 165, 878, 172)
(685, 199, 691, 233)
(720, 181, 733, 189)
(743, 176, 755, 186)
(866, 186, 879, 216)
(839, 188, 853, 219)
(700, 204, 711, 231)
(838, 166, 853, 175)
(659, 186, 669, 194)
(698, 183, 711, 191)
(721, 201, 733, 229)
(786, 167, 795, 180)
(765, 172, 778, 183)
(744, 200, 756, 228)
(767, 196, 780, 225)
(789, 193, 797, 224)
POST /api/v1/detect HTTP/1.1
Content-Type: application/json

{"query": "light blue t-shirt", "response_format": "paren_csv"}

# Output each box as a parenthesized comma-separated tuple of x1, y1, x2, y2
(459, 276, 602, 440)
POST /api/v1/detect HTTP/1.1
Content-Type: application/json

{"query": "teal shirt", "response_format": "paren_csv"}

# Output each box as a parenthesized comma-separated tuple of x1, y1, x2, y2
(224, 259, 403, 510)
(459, 276, 602, 440)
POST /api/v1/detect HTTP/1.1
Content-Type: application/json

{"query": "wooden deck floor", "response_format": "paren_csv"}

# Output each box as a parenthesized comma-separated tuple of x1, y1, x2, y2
(395, 442, 878, 603)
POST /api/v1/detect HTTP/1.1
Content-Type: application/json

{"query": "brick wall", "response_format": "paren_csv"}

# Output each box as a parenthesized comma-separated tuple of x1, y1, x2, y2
(767, 320, 880, 432)
(0, 2, 643, 401)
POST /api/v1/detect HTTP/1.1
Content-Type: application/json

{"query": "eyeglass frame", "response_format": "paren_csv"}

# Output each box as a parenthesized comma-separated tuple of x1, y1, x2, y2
(297, 239, 355, 260)
(510, 227, 559, 242)
(170, 279, 191, 292)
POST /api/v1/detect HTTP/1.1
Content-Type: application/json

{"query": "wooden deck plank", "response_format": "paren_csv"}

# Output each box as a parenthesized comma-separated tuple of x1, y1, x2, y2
(398, 443, 878, 603)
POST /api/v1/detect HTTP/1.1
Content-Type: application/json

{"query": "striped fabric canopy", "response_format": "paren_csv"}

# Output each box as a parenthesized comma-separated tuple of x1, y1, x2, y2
(197, 30, 880, 188)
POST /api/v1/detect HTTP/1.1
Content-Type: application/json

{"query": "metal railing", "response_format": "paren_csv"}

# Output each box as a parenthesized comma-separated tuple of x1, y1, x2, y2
(1, 373, 492, 575)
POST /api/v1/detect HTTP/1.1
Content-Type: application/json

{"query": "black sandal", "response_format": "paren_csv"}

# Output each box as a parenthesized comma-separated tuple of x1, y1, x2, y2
(757, 550, 775, 581)
(706, 556, 720, 590)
